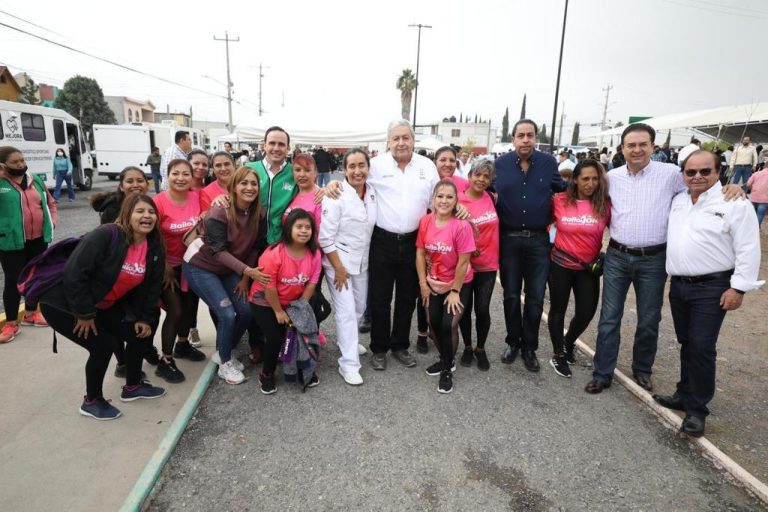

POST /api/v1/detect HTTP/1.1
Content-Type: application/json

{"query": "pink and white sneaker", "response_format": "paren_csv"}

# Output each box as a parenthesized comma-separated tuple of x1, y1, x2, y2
(0, 323, 20, 343)
(20, 311, 48, 327)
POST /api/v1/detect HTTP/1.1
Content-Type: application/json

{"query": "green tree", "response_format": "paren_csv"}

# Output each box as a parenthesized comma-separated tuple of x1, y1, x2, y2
(55, 75, 116, 139)
(538, 123, 549, 143)
(395, 69, 417, 121)
(571, 121, 580, 145)
(20, 78, 39, 105)
(520, 93, 527, 119)
(501, 107, 510, 142)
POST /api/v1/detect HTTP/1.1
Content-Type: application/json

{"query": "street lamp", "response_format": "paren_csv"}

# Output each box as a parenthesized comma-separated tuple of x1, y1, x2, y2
(549, 0, 569, 152)
(408, 23, 432, 128)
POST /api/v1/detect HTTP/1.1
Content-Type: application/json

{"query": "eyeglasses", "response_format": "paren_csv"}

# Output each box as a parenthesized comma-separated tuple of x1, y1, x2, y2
(683, 168, 714, 177)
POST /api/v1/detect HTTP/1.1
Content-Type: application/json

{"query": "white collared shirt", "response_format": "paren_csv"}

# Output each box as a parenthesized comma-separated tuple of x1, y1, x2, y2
(608, 160, 686, 247)
(368, 152, 439, 233)
(319, 182, 378, 274)
(262, 158, 287, 180)
(667, 183, 764, 292)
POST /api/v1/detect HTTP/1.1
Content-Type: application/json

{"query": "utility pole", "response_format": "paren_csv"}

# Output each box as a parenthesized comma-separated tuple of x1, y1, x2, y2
(408, 23, 432, 128)
(549, 0, 569, 152)
(213, 31, 239, 131)
(599, 83, 613, 148)
(258, 63, 266, 116)
(557, 103, 565, 147)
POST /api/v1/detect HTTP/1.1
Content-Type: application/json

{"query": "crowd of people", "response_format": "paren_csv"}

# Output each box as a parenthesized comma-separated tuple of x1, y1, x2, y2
(0, 119, 763, 438)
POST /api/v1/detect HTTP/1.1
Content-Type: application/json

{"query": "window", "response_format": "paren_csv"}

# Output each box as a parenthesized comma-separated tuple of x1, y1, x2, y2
(53, 119, 66, 144)
(21, 113, 46, 141)
(451, 129, 461, 137)
(193, 133, 199, 145)
(128, 109, 133, 123)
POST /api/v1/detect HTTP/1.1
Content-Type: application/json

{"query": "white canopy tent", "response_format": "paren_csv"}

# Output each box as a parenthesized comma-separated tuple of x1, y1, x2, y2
(414, 136, 445, 151)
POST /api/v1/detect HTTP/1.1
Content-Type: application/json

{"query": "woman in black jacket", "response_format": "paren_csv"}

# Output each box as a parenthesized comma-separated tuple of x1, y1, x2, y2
(40, 194, 167, 420)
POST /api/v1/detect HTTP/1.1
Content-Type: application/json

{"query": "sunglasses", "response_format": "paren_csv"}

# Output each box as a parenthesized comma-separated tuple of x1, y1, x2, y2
(683, 168, 714, 177)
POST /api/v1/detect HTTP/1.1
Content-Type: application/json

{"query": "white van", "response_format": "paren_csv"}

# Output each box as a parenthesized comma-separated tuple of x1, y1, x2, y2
(93, 122, 204, 180)
(0, 100, 94, 190)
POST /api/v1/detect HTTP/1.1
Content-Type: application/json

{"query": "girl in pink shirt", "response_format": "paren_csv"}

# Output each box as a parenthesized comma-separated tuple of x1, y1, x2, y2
(416, 180, 476, 394)
(187, 149, 210, 191)
(457, 160, 499, 371)
(154, 159, 205, 383)
(282, 153, 322, 227)
(199, 152, 235, 212)
(747, 168, 768, 226)
(251, 209, 322, 395)
(548, 159, 611, 378)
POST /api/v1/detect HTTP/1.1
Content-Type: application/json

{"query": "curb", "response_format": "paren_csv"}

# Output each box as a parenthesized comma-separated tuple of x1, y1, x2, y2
(119, 360, 217, 512)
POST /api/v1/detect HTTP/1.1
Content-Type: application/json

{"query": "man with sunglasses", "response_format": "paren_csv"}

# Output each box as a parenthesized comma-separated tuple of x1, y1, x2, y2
(653, 150, 762, 437)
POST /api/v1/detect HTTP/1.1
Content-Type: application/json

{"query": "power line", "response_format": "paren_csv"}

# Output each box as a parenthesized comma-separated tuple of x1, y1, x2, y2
(0, 8, 74, 41)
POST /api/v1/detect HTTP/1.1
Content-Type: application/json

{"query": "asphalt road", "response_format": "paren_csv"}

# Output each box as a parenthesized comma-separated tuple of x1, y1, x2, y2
(146, 300, 765, 511)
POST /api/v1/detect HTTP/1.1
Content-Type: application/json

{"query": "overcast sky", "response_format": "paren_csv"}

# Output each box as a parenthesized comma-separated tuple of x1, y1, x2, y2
(2, 0, 767, 140)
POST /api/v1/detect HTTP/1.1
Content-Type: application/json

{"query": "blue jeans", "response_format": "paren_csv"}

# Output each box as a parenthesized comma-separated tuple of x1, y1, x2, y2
(731, 164, 752, 190)
(182, 262, 251, 362)
(669, 277, 729, 418)
(592, 247, 667, 383)
(151, 169, 162, 194)
(498, 231, 550, 351)
(53, 172, 75, 201)
(754, 202, 768, 226)
(317, 172, 330, 188)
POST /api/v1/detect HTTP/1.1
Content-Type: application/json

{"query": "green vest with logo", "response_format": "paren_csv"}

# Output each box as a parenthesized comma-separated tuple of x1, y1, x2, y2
(0, 175, 54, 251)
(246, 160, 297, 244)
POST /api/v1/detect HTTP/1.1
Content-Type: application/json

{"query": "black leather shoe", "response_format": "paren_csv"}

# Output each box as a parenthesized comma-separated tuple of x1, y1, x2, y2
(681, 415, 705, 437)
(652, 392, 685, 411)
(416, 335, 429, 354)
(585, 379, 611, 394)
(501, 345, 519, 364)
(633, 373, 653, 391)
(521, 350, 540, 372)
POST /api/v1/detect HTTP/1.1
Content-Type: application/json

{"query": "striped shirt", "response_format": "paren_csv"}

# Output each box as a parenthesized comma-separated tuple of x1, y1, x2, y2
(607, 160, 685, 247)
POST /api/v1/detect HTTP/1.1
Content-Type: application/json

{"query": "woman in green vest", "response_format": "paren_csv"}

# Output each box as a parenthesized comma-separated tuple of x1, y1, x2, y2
(0, 146, 58, 343)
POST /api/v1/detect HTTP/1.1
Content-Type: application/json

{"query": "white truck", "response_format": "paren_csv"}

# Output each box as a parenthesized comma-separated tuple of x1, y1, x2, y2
(0, 100, 94, 190)
(93, 122, 204, 180)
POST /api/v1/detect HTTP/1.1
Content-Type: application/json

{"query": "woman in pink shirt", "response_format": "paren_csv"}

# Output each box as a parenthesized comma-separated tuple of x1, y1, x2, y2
(457, 160, 499, 372)
(548, 159, 610, 378)
(153, 159, 205, 383)
(416, 180, 476, 394)
(187, 149, 210, 191)
(251, 209, 322, 395)
(747, 167, 768, 226)
(199, 152, 235, 212)
(282, 153, 322, 226)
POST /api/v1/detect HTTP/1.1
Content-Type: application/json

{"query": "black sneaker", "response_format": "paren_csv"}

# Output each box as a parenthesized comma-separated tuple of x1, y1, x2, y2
(358, 318, 371, 334)
(426, 360, 455, 376)
(550, 354, 572, 378)
(79, 396, 122, 421)
(306, 373, 319, 388)
(260, 371, 276, 395)
(114, 363, 147, 380)
(438, 370, 453, 394)
(155, 358, 186, 383)
(144, 346, 160, 366)
(459, 347, 474, 367)
(173, 341, 206, 362)
(564, 343, 576, 365)
(416, 334, 429, 354)
(475, 349, 490, 371)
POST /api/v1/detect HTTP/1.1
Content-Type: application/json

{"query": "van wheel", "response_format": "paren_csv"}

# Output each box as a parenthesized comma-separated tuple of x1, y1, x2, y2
(108, 175, 117, 181)
(78, 170, 93, 191)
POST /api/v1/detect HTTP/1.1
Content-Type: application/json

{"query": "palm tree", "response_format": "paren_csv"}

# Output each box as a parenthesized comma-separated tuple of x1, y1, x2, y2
(396, 69, 418, 121)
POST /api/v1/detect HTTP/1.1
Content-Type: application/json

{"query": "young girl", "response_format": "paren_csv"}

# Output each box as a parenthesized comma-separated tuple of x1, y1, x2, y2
(282, 153, 322, 226)
(91, 166, 149, 224)
(251, 209, 322, 395)
(153, 159, 205, 383)
(183, 166, 268, 385)
(39, 195, 166, 420)
(416, 180, 476, 394)
(457, 160, 499, 371)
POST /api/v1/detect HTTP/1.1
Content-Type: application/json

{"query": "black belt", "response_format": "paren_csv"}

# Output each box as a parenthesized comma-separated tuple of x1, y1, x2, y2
(672, 269, 734, 284)
(504, 229, 548, 238)
(609, 239, 666, 256)
(373, 226, 417, 241)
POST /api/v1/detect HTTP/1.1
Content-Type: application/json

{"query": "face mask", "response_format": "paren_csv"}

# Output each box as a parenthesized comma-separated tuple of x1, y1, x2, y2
(56, 153, 64, 157)
(7, 166, 28, 177)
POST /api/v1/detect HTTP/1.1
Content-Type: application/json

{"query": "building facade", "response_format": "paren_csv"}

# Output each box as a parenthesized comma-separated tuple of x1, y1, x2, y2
(0, 67, 22, 102)
(105, 96, 156, 124)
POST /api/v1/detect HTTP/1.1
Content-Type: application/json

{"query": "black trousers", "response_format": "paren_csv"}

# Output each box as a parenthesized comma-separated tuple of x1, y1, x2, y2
(251, 304, 287, 375)
(41, 304, 147, 399)
(368, 227, 418, 354)
(547, 262, 600, 354)
(160, 265, 197, 355)
(459, 270, 497, 349)
(427, 284, 472, 366)
(669, 276, 729, 418)
(0, 237, 47, 321)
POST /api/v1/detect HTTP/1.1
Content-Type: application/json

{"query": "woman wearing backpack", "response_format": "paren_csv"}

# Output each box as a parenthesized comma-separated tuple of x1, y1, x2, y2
(39, 194, 167, 420)
(0, 146, 58, 343)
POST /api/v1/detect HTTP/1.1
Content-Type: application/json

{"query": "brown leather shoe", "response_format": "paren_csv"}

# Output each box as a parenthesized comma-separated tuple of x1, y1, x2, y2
(633, 373, 653, 391)
(585, 379, 611, 394)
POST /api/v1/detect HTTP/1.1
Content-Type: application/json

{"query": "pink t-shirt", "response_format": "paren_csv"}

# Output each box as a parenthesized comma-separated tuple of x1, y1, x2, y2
(459, 191, 499, 272)
(444, 174, 469, 193)
(154, 191, 201, 266)
(98, 240, 147, 309)
(416, 213, 476, 284)
(250, 243, 322, 306)
(551, 193, 610, 271)
(282, 189, 322, 228)
(748, 169, 768, 203)
(199, 180, 227, 213)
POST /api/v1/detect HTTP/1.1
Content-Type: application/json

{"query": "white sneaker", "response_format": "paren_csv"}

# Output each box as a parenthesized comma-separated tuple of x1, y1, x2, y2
(212, 351, 244, 372)
(338, 367, 363, 386)
(217, 360, 245, 385)
(188, 328, 202, 347)
(357, 344, 367, 356)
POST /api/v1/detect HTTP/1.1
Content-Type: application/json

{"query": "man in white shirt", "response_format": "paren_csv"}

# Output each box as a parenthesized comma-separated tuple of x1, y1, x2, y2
(457, 150, 471, 178)
(160, 130, 192, 190)
(677, 138, 700, 166)
(653, 150, 763, 437)
(557, 151, 576, 172)
(366, 119, 439, 370)
(729, 136, 758, 191)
